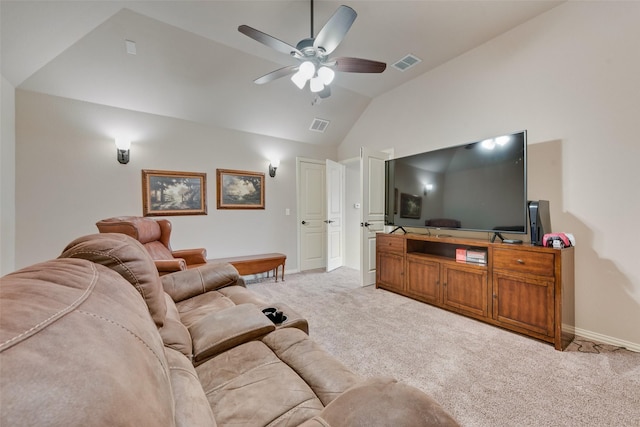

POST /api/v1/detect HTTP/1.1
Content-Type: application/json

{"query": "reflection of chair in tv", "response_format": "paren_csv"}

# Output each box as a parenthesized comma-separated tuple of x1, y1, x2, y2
(425, 218, 461, 228)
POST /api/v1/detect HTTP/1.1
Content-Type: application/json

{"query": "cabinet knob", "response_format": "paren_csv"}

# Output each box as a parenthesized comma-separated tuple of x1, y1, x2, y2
(516, 259, 524, 264)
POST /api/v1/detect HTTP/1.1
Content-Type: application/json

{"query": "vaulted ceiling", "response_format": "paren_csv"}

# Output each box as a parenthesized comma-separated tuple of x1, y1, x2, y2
(1, 1, 562, 145)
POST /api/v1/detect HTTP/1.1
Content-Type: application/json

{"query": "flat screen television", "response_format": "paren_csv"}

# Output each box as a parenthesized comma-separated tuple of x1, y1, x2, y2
(385, 130, 527, 236)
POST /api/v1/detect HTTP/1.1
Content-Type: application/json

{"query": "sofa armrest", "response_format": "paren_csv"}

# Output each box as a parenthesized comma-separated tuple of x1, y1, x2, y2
(298, 378, 459, 427)
(172, 248, 207, 265)
(161, 262, 243, 302)
(189, 304, 275, 365)
(155, 259, 187, 273)
(164, 347, 217, 427)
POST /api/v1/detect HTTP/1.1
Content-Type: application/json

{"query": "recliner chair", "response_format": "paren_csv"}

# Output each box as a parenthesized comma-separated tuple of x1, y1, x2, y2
(96, 216, 208, 275)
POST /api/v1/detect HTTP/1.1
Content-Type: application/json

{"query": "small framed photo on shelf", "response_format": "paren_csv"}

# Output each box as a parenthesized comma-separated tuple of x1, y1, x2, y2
(216, 169, 265, 210)
(142, 169, 207, 216)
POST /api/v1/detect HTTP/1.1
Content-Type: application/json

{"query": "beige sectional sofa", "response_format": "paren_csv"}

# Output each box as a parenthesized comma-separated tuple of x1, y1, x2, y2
(0, 233, 458, 426)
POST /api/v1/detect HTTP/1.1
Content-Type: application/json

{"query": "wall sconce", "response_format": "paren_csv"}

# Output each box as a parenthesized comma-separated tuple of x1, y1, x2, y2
(115, 138, 131, 164)
(423, 184, 433, 196)
(269, 159, 280, 177)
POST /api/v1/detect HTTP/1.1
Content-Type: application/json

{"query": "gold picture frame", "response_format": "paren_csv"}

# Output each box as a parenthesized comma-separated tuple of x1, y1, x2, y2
(216, 169, 265, 210)
(142, 169, 207, 216)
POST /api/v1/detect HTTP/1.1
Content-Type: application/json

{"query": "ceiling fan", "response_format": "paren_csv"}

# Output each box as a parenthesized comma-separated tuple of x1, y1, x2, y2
(238, 0, 386, 99)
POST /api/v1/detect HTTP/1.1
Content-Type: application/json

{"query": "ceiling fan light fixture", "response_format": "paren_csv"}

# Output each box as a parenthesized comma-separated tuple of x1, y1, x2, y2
(310, 76, 324, 93)
(291, 71, 308, 89)
(299, 61, 315, 79)
(318, 66, 335, 85)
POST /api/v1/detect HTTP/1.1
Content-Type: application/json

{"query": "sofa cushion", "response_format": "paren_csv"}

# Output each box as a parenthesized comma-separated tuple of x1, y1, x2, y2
(261, 328, 361, 406)
(161, 262, 245, 303)
(196, 339, 325, 426)
(298, 378, 460, 427)
(217, 285, 270, 306)
(165, 347, 218, 427)
(175, 291, 237, 328)
(59, 233, 167, 327)
(0, 258, 174, 426)
(160, 293, 193, 358)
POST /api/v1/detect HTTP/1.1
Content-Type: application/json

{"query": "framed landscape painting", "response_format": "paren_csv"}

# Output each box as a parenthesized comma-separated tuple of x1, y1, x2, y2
(142, 169, 207, 216)
(400, 193, 422, 219)
(216, 169, 265, 209)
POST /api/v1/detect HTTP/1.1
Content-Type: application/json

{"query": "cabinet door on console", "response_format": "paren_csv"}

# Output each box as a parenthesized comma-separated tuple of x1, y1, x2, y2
(493, 271, 554, 337)
(376, 234, 405, 292)
(406, 255, 441, 305)
(492, 248, 556, 338)
(441, 264, 488, 318)
(376, 252, 404, 292)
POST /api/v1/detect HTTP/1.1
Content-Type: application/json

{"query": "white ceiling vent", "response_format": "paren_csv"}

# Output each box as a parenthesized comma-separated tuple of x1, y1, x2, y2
(392, 54, 421, 71)
(310, 118, 330, 133)
(125, 40, 137, 55)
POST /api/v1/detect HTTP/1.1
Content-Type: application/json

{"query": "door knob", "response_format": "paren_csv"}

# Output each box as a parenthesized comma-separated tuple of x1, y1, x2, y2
(301, 220, 307, 225)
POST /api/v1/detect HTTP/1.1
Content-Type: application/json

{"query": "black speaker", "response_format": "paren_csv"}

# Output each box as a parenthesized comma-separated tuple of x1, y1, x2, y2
(528, 200, 551, 246)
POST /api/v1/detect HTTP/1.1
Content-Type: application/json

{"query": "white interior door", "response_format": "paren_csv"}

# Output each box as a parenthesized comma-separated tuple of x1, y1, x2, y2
(298, 158, 326, 271)
(326, 159, 345, 272)
(360, 148, 390, 286)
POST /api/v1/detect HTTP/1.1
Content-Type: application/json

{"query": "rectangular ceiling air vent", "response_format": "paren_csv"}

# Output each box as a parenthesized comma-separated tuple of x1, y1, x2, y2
(310, 118, 330, 133)
(125, 40, 137, 55)
(392, 54, 422, 71)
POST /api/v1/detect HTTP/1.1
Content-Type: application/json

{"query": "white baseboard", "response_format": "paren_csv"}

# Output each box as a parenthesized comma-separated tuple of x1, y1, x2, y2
(565, 325, 640, 352)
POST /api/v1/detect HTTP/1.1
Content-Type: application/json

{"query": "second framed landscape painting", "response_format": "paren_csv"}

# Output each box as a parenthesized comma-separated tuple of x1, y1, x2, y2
(216, 169, 265, 209)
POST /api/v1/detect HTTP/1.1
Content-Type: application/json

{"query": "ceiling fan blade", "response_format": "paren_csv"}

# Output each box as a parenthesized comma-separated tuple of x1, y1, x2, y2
(238, 25, 302, 57)
(254, 65, 298, 85)
(313, 5, 357, 55)
(332, 57, 387, 73)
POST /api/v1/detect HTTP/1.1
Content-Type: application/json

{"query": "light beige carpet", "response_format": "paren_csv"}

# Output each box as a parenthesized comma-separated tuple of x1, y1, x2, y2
(247, 267, 640, 427)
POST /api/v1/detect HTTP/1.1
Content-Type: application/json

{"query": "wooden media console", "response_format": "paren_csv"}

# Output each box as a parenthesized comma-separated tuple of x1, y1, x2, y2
(376, 232, 575, 350)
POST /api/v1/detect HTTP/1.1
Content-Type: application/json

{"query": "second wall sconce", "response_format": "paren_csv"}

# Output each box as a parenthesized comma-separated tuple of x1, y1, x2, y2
(269, 159, 280, 177)
(115, 138, 131, 164)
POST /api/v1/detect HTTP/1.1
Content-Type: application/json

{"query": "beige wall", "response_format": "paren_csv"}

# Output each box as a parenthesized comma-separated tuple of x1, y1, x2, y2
(1, 76, 16, 275)
(339, 2, 640, 349)
(15, 90, 337, 272)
